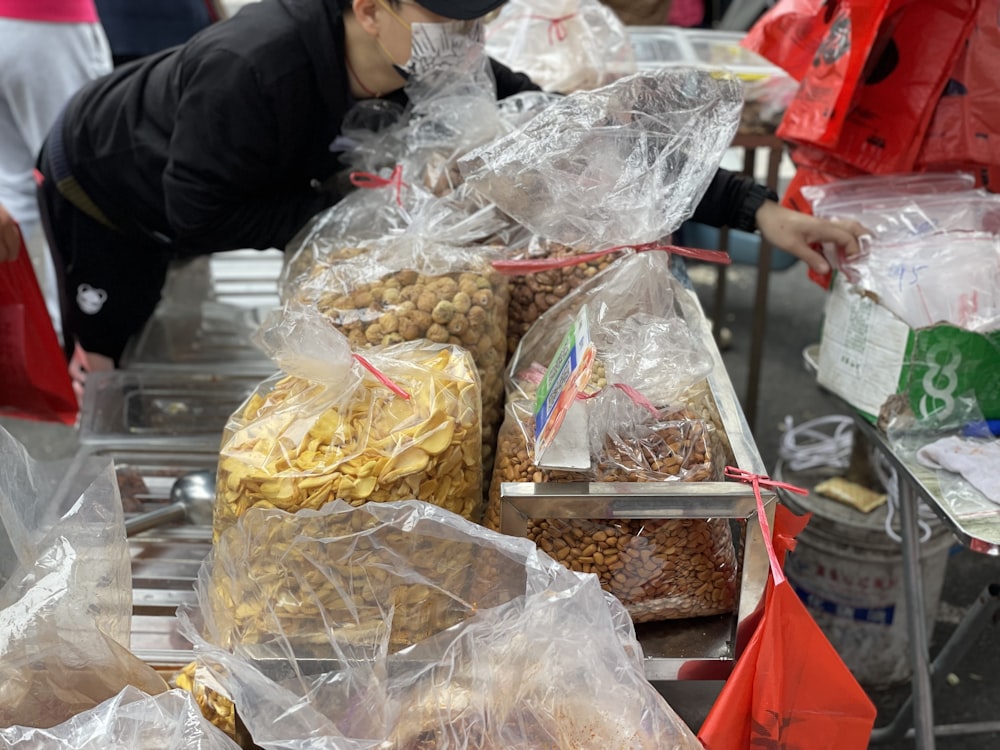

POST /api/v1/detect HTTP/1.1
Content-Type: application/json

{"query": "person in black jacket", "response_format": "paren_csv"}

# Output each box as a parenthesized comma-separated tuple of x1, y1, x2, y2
(36, 0, 864, 401)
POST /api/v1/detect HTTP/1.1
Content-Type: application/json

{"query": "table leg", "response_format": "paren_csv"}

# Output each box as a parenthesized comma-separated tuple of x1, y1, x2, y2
(898, 478, 936, 749)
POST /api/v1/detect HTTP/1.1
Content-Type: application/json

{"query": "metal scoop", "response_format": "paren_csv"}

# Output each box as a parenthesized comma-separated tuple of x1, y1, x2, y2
(125, 469, 216, 536)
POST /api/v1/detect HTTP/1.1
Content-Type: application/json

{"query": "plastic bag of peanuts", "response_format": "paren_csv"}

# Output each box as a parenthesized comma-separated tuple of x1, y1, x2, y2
(178, 500, 704, 749)
(283, 233, 510, 477)
(213, 302, 483, 543)
(488, 252, 739, 622)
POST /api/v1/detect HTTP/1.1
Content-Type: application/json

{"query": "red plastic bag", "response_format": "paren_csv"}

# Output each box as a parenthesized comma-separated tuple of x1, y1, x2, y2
(820, 0, 975, 174)
(742, 0, 838, 81)
(777, 0, 897, 148)
(918, 0, 1000, 170)
(0, 241, 77, 424)
(698, 469, 877, 750)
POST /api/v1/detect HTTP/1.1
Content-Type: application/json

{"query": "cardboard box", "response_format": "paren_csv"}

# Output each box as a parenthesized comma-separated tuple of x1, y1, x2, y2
(818, 275, 1000, 423)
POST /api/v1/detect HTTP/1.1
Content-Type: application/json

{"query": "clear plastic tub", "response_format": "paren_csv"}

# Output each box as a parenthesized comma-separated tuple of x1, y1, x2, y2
(628, 26, 693, 70)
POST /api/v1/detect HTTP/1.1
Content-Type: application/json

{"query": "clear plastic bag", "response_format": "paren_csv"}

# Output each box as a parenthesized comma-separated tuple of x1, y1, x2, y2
(283, 234, 509, 471)
(484, 0, 636, 93)
(0, 687, 240, 749)
(801, 171, 977, 216)
(0, 427, 167, 729)
(841, 231, 1000, 332)
(214, 303, 484, 542)
(812, 190, 1000, 243)
(507, 252, 713, 406)
(459, 67, 743, 248)
(181, 500, 703, 749)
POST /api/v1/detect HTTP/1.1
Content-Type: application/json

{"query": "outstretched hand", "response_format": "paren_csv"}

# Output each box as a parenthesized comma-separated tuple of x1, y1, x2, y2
(0, 202, 20, 263)
(754, 200, 868, 275)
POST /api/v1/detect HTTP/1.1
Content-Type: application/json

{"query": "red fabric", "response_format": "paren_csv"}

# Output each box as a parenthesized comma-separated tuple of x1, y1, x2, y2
(699, 504, 878, 750)
(0, 0, 98, 23)
(0, 243, 77, 425)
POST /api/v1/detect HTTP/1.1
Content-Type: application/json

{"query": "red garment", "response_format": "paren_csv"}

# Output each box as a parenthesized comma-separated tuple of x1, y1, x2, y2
(0, 0, 99, 23)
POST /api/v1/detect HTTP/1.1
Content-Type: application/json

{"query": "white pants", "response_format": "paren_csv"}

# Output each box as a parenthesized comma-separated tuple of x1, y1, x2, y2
(0, 18, 112, 338)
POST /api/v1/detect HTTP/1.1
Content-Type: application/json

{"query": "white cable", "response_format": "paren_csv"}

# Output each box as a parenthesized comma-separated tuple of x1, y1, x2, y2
(871, 446, 935, 544)
(778, 414, 854, 472)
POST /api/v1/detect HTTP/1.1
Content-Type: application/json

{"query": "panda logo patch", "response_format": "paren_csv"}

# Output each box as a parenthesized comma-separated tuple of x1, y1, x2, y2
(76, 283, 108, 315)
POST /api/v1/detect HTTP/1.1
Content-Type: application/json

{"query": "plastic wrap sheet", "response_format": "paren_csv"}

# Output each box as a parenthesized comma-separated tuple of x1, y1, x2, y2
(458, 68, 743, 248)
(284, 236, 509, 472)
(181, 500, 702, 749)
(0, 687, 239, 749)
(0, 428, 167, 730)
(214, 303, 483, 542)
(800, 171, 978, 216)
(484, 0, 636, 93)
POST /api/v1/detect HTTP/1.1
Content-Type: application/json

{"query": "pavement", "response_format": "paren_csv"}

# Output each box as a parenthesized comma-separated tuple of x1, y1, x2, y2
(2, 254, 998, 747)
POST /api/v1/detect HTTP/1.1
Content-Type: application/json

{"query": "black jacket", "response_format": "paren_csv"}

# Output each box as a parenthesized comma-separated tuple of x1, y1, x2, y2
(59, 0, 537, 254)
(58, 0, 760, 254)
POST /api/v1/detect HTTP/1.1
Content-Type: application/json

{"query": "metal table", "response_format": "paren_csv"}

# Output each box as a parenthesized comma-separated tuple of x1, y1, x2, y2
(850, 415, 1000, 749)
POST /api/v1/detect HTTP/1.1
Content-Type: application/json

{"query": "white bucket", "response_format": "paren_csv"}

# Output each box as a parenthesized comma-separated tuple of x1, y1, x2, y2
(777, 471, 953, 688)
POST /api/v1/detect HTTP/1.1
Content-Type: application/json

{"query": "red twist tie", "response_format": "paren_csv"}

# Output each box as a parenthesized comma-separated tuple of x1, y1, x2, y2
(577, 382, 660, 420)
(605, 242, 732, 266)
(724, 466, 807, 583)
(353, 353, 411, 400)
(528, 13, 576, 44)
(492, 247, 624, 275)
(349, 164, 408, 206)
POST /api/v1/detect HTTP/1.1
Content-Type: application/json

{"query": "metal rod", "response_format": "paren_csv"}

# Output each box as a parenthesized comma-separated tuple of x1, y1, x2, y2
(898, 479, 936, 749)
(870, 583, 1000, 743)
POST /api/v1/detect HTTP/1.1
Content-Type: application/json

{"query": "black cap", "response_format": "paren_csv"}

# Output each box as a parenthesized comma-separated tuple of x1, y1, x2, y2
(414, 0, 507, 20)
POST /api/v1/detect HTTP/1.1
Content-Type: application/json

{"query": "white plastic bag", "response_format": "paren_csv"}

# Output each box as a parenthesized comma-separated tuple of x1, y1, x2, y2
(484, 0, 636, 93)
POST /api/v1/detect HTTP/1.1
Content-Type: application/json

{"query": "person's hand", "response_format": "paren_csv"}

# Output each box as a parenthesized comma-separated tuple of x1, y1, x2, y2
(0, 202, 21, 263)
(754, 199, 868, 275)
(69, 341, 115, 404)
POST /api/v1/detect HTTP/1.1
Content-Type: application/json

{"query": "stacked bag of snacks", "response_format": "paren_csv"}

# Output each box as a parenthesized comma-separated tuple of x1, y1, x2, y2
(486, 251, 739, 623)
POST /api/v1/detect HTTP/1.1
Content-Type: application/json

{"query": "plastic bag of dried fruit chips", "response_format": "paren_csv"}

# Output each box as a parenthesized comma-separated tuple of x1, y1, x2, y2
(214, 302, 483, 543)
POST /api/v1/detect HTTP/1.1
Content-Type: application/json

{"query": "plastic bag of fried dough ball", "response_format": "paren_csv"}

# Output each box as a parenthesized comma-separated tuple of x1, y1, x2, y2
(214, 303, 483, 542)
(285, 236, 509, 472)
(178, 500, 704, 750)
(484, 0, 636, 93)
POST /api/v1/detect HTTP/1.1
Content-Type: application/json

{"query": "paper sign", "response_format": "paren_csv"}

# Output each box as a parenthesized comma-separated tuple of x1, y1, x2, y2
(534, 307, 595, 469)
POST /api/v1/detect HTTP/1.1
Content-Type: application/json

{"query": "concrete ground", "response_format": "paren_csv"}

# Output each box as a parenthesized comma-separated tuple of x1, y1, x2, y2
(2, 255, 998, 747)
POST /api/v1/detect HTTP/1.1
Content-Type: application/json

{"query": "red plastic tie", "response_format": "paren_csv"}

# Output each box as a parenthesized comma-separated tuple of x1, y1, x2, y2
(724, 466, 807, 584)
(349, 164, 408, 206)
(605, 242, 732, 265)
(353, 353, 411, 400)
(528, 13, 576, 44)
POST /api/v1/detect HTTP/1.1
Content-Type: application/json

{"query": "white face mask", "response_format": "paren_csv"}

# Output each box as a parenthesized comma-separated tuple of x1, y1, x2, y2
(401, 19, 484, 78)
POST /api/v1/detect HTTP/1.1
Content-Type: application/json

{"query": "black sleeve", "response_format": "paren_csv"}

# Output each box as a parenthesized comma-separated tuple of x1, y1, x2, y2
(161, 49, 336, 251)
(488, 57, 542, 99)
(691, 168, 777, 232)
